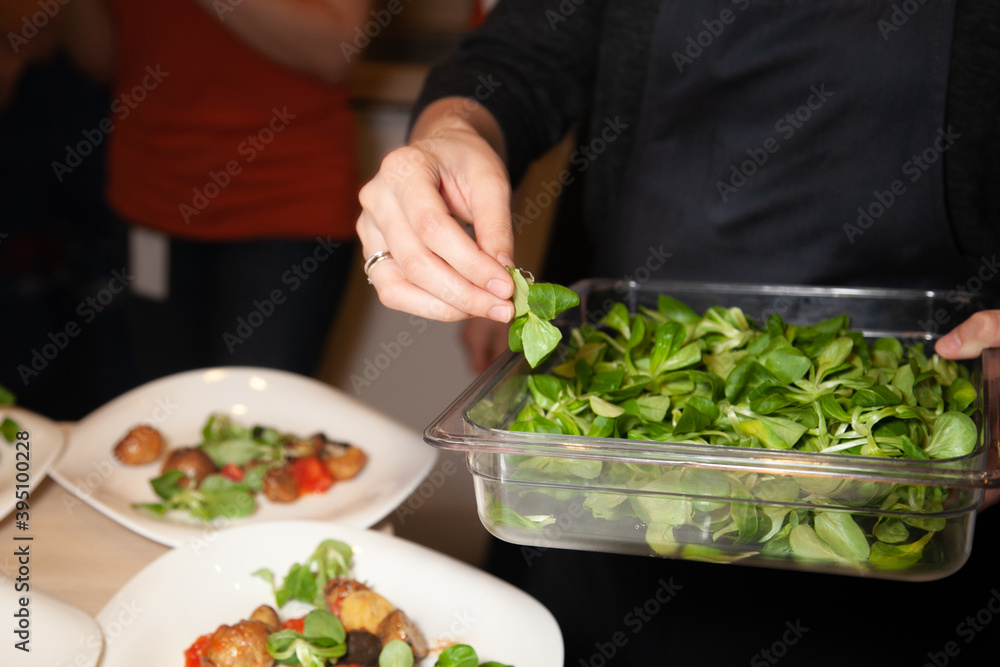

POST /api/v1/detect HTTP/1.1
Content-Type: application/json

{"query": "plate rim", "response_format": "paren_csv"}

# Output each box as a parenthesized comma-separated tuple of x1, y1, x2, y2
(0, 404, 66, 522)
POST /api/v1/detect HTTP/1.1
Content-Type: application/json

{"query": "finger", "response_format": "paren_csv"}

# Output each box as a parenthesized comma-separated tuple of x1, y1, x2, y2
(464, 166, 516, 286)
(441, 161, 516, 290)
(399, 167, 514, 302)
(360, 199, 513, 322)
(389, 221, 514, 322)
(370, 174, 512, 321)
(934, 310, 1000, 359)
(366, 252, 471, 322)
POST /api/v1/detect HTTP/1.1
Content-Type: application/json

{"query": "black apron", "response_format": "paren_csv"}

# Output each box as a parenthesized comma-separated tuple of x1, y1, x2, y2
(604, 0, 965, 289)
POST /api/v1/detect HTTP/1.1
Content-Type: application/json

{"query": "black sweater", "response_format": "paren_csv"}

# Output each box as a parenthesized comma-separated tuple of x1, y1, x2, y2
(415, 0, 999, 284)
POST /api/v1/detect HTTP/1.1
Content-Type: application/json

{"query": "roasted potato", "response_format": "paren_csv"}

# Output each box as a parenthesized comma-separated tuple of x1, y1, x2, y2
(161, 447, 216, 487)
(201, 619, 273, 667)
(320, 442, 367, 481)
(377, 609, 428, 660)
(337, 590, 394, 635)
(323, 577, 370, 615)
(113, 425, 164, 465)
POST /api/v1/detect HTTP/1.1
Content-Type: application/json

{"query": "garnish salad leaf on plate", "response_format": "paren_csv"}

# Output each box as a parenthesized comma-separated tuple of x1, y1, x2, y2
(1, 383, 20, 443)
(267, 608, 347, 667)
(252, 540, 515, 667)
(254, 538, 354, 609)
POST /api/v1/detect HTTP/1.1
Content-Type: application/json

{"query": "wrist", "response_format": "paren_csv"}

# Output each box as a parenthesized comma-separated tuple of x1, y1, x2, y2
(411, 97, 508, 164)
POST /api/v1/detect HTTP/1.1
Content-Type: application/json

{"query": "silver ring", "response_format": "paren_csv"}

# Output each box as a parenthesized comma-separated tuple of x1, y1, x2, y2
(363, 249, 392, 284)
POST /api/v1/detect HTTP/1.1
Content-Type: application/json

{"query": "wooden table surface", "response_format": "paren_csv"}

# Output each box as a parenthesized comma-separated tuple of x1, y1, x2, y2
(0, 475, 169, 619)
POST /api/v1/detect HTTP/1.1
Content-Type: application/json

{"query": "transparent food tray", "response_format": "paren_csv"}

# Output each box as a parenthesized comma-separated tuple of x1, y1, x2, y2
(425, 280, 1000, 581)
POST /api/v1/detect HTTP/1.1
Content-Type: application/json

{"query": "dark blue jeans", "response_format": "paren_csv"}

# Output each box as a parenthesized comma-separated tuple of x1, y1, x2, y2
(115, 221, 357, 382)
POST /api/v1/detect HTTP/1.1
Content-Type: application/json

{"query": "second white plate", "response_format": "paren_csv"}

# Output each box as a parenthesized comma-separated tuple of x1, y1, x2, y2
(50, 367, 438, 547)
(96, 521, 563, 666)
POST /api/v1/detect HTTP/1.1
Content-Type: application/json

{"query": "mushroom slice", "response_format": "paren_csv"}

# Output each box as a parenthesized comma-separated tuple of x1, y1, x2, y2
(377, 609, 428, 660)
(201, 619, 274, 667)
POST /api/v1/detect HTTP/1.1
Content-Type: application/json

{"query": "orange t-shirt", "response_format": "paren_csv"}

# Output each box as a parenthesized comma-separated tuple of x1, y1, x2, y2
(106, 0, 359, 241)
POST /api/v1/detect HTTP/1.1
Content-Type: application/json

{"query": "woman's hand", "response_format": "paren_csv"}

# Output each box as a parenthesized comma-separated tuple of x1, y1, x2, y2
(935, 310, 1000, 510)
(356, 97, 516, 323)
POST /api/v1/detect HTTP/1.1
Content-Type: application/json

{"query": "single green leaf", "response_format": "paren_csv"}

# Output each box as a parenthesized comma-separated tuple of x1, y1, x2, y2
(873, 518, 909, 544)
(528, 282, 580, 320)
(198, 437, 266, 467)
(869, 532, 934, 570)
(379, 639, 415, 667)
(589, 395, 625, 419)
(303, 609, 345, 644)
(522, 312, 563, 368)
(435, 644, 479, 667)
(946, 377, 977, 412)
(788, 525, 851, 564)
(650, 321, 685, 373)
(507, 267, 531, 318)
(850, 386, 902, 409)
(814, 511, 870, 561)
(149, 470, 186, 500)
(508, 315, 526, 352)
(276, 562, 317, 608)
(924, 411, 978, 459)
(1, 417, 20, 443)
(815, 337, 854, 380)
(657, 295, 700, 324)
(601, 302, 632, 339)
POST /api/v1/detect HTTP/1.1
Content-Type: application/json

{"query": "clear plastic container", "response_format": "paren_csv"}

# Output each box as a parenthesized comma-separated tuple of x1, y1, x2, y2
(425, 280, 1000, 581)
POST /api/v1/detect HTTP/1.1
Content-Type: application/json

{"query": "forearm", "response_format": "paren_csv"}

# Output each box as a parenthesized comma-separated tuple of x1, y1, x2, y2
(410, 96, 508, 165)
(411, 0, 604, 186)
(192, 0, 371, 85)
(60, 0, 116, 85)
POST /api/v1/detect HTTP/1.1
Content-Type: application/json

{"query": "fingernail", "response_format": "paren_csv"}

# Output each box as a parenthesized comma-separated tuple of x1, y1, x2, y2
(498, 253, 516, 269)
(488, 278, 513, 299)
(488, 304, 513, 323)
(937, 331, 961, 355)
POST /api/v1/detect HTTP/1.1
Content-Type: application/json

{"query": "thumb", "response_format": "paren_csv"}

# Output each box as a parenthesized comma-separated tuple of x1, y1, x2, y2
(934, 311, 1000, 359)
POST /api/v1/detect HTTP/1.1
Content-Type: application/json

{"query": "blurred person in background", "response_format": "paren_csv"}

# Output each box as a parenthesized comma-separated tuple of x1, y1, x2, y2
(356, 1, 1000, 665)
(62, 0, 372, 382)
(1, 0, 132, 420)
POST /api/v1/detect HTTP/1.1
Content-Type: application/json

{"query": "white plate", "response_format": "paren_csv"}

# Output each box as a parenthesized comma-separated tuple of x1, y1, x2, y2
(0, 586, 102, 667)
(50, 367, 438, 547)
(0, 406, 65, 522)
(96, 521, 563, 666)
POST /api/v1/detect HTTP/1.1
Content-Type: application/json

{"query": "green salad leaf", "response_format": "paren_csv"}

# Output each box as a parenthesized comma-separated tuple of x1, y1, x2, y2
(133, 470, 256, 521)
(506, 268, 579, 368)
(378, 639, 415, 667)
(1, 383, 20, 444)
(254, 538, 354, 608)
(435, 644, 512, 667)
(267, 609, 346, 667)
